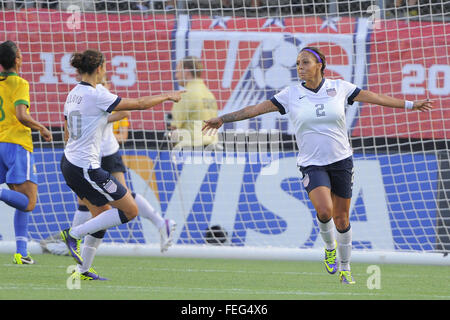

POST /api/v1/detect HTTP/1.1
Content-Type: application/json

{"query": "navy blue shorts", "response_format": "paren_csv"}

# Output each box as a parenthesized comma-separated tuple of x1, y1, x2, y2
(60, 154, 127, 206)
(298, 156, 354, 199)
(101, 151, 127, 173)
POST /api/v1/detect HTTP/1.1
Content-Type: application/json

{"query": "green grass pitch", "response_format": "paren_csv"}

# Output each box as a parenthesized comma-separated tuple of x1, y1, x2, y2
(0, 253, 448, 300)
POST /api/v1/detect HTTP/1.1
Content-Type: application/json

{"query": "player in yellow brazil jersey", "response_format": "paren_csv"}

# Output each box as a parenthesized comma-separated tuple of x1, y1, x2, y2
(0, 40, 52, 264)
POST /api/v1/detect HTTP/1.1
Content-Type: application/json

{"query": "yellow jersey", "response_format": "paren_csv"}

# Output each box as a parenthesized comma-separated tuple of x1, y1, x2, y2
(0, 72, 33, 152)
(112, 116, 129, 135)
(171, 78, 218, 147)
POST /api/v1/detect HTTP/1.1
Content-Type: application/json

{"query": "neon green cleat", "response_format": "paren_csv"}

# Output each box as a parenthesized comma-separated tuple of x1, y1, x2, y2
(13, 253, 35, 265)
(339, 270, 356, 284)
(72, 269, 108, 281)
(60, 228, 83, 265)
(324, 242, 338, 274)
(76, 238, 82, 255)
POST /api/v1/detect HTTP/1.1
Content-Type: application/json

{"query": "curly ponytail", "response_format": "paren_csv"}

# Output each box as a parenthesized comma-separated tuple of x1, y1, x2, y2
(70, 49, 104, 75)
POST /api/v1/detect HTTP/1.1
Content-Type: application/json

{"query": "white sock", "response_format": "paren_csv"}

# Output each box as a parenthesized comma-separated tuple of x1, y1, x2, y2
(70, 208, 125, 239)
(72, 209, 92, 227)
(336, 225, 352, 271)
(317, 217, 336, 251)
(134, 193, 165, 229)
(78, 235, 103, 273)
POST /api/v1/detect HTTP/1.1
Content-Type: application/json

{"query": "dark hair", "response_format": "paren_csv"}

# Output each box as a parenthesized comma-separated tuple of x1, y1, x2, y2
(300, 46, 326, 77)
(0, 40, 19, 81)
(181, 56, 203, 78)
(70, 49, 105, 75)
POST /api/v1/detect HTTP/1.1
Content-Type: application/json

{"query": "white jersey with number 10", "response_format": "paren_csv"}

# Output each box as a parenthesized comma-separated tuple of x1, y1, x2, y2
(63, 81, 121, 169)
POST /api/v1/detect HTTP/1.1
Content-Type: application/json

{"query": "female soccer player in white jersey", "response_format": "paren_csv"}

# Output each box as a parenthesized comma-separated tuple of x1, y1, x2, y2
(203, 46, 432, 284)
(60, 49, 183, 268)
(64, 74, 177, 280)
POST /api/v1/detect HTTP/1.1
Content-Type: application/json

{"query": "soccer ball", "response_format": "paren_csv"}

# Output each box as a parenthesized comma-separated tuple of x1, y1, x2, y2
(252, 35, 301, 90)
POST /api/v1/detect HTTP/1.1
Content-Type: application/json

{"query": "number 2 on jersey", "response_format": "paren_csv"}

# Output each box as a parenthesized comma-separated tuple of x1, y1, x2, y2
(315, 103, 325, 117)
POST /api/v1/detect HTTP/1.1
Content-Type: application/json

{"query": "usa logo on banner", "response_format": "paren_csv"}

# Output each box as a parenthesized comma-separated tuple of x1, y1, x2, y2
(172, 14, 373, 134)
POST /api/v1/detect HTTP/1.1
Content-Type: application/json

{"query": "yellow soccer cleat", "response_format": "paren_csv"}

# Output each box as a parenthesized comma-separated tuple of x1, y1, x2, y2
(339, 270, 356, 284)
(13, 253, 35, 265)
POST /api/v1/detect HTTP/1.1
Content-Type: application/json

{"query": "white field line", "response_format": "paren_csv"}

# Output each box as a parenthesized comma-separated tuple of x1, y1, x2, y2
(0, 283, 450, 299)
(3, 263, 449, 280)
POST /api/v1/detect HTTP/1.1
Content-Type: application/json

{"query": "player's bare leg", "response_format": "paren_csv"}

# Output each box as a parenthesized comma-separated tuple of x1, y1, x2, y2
(111, 171, 176, 252)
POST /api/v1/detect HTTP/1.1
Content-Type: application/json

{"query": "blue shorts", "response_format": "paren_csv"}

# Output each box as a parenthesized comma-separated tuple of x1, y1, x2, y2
(299, 156, 354, 199)
(101, 151, 127, 173)
(60, 154, 127, 206)
(0, 142, 38, 185)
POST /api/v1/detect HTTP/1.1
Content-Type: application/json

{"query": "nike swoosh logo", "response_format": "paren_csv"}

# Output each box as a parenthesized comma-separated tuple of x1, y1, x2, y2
(324, 261, 337, 274)
(325, 262, 334, 271)
(299, 96, 306, 100)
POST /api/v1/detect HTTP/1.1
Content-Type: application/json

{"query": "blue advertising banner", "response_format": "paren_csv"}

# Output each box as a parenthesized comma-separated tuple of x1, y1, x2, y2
(0, 148, 438, 252)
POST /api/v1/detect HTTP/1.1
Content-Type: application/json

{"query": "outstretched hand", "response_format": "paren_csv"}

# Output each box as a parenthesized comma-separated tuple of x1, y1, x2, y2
(202, 117, 223, 136)
(166, 90, 186, 102)
(413, 99, 433, 112)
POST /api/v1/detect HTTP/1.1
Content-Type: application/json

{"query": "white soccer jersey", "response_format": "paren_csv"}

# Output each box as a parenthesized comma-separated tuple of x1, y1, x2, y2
(271, 78, 361, 167)
(97, 84, 120, 157)
(64, 81, 121, 169)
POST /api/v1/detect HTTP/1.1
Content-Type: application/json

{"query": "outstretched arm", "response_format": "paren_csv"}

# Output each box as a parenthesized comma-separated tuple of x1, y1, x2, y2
(202, 100, 278, 135)
(115, 91, 185, 111)
(108, 111, 131, 123)
(353, 90, 433, 112)
(108, 111, 130, 143)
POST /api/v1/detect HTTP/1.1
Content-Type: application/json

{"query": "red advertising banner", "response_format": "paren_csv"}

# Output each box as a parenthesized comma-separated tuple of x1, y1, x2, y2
(0, 9, 176, 130)
(353, 19, 450, 140)
(0, 10, 448, 138)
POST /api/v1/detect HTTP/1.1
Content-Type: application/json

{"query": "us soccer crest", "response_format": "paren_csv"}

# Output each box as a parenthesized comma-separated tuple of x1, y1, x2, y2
(327, 88, 337, 97)
(172, 15, 370, 134)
